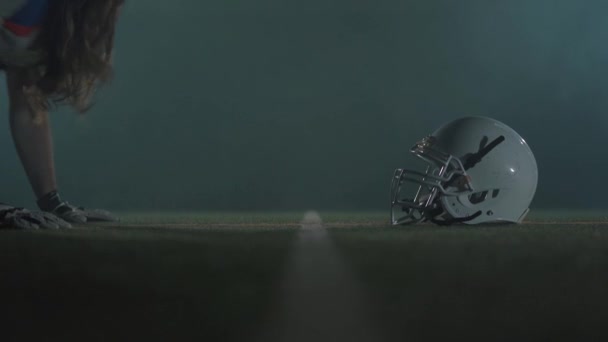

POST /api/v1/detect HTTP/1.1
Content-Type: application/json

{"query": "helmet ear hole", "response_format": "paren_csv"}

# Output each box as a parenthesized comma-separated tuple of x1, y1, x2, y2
(468, 190, 489, 204)
(468, 189, 501, 204)
(492, 189, 500, 198)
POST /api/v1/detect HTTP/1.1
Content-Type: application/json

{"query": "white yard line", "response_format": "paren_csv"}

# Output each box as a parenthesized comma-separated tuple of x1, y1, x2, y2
(259, 211, 381, 342)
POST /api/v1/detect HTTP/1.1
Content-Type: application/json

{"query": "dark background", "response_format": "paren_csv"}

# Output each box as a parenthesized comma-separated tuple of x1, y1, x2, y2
(0, 0, 606, 211)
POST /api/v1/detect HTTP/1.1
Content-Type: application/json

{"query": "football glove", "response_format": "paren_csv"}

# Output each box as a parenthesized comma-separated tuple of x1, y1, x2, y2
(0, 203, 71, 229)
(50, 202, 119, 224)
(37, 191, 119, 224)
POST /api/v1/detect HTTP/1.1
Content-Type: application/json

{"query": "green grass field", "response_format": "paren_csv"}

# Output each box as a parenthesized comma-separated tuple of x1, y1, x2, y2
(2, 210, 608, 341)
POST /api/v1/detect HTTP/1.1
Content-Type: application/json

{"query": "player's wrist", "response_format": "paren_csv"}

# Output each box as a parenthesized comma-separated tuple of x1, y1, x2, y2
(37, 190, 64, 212)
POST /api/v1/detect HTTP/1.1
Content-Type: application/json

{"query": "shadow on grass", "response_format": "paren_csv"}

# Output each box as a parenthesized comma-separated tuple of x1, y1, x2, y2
(331, 224, 608, 341)
(0, 227, 295, 342)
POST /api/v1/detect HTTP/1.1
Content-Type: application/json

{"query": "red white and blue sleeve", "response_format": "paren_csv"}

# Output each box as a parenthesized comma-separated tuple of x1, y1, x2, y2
(0, 0, 48, 65)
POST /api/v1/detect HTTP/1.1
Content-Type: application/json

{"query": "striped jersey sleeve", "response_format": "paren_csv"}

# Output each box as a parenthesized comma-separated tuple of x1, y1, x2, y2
(0, 0, 48, 53)
(3, 0, 48, 37)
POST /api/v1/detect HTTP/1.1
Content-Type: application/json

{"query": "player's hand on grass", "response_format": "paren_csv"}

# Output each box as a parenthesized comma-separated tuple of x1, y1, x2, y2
(37, 191, 119, 224)
(50, 202, 119, 224)
(0, 203, 71, 229)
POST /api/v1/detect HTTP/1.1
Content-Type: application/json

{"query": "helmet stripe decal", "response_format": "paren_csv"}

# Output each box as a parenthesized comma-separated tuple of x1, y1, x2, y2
(463, 135, 505, 170)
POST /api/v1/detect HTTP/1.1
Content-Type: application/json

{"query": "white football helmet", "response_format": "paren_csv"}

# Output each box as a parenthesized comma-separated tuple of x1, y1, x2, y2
(390, 116, 538, 225)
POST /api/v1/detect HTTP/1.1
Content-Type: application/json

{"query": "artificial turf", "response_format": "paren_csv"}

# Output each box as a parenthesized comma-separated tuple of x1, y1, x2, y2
(1, 211, 608, 341)
(0, 221, 295, 342)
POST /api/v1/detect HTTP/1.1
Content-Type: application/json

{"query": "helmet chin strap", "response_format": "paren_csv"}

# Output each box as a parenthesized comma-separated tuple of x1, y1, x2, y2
(423, 199, 483, 226)
(428, 210, 482, 226)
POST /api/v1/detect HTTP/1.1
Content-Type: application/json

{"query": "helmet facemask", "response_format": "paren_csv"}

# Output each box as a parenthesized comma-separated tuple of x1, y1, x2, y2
(390, 134, 506, 225)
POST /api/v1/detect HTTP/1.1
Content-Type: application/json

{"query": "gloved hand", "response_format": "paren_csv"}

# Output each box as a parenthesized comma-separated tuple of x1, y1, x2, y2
(50, 202, 119, 224)
(37, 191, 119, 224)
(0, 203, 71, 229)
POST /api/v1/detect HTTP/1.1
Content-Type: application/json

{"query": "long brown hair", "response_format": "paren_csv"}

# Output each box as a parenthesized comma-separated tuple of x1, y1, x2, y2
(24, 0, 124, 113)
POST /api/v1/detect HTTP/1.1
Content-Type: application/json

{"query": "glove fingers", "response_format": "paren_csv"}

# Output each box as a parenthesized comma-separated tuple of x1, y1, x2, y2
(49, 215, 72, 229)
(57, 209, 87, 224)
(39, 211, 72, 228)
(80, 208, 119, 222)
(1, 206, 69, 230)
(11, 216, 40, 230)
(38, 217, 59, 229)
(28, 212, 60, 229)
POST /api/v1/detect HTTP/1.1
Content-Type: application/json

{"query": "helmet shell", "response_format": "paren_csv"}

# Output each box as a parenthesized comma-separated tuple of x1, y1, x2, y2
(433, 116, 538, 224)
